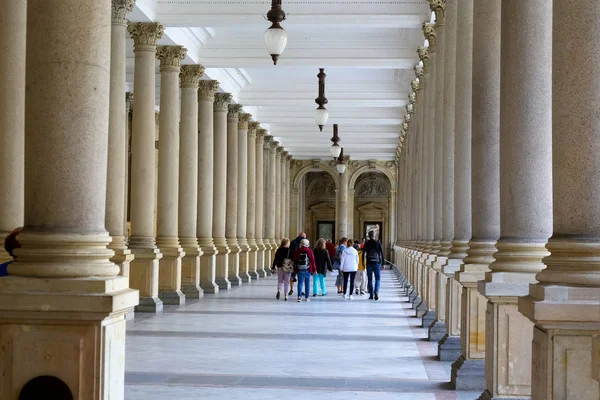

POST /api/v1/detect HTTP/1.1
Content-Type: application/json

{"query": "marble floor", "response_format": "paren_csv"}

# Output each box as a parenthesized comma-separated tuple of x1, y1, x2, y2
(125, 269, 480, 399)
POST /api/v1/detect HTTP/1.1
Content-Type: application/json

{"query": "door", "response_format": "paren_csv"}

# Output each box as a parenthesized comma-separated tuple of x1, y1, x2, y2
(316, 221, 335, 243)
(364, 221, 382, 243)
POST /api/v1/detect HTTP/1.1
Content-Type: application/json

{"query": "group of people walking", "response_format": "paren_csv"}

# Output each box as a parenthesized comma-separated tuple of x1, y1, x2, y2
(271, 231, 384, 302)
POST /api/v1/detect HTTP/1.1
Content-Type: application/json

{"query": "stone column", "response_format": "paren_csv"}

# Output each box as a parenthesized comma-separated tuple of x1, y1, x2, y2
(213, 93, 232, 290)
(156, 45, 187, 305)
(106, 0, 135, 274)
(440, 0, 466, 360)
(128, 22, 164, 312)
(286, 155, 293, 237)
(478, 1, 553, 398)
(518, 2, 600, 398)
(0, 0, 25, 262)
(452, 0, 492, 391)
(280, 151, 288, 239)
(237, 112, 252, 283)
(274, 147, 283, 241)
(0, 1, 138, 396)
(338, 166, 349, 239)
(178, 64, 204, 299)
(246, 121, 259, 279)
(226, 104, 243, 286)
(124, 91, 133, 239)
(198, 80, 220, 294)
(255, 129, 268, 276)
(267, 140, 279, 248)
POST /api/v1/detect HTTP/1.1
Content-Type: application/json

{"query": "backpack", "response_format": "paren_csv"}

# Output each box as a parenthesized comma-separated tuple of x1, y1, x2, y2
(367, 245, 380, 264)
(333, 246, 343, 268)
(297, 252, 309, 270)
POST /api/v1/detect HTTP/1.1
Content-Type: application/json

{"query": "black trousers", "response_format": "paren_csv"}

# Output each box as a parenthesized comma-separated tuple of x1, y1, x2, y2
(343, 271, 357, 296)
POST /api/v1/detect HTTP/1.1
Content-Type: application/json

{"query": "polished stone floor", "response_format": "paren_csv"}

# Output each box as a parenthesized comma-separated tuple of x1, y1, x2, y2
(125, 269, 480, 399)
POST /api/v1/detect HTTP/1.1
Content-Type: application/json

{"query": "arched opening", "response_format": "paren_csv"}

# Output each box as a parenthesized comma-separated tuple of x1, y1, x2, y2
(19, 376, 73, 400)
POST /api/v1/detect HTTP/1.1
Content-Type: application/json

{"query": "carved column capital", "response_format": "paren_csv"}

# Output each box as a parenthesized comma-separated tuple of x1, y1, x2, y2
(414, 64, 424, 80)
(270, 140, 280, 152)
(199, 80, 220, 101)
(409, 92, 417, 104)
(411, 79, 420, 93)
(406, 103, 414, 115)
(227, 104, 243, 121)
(248, 121, 260, 132)
(276, 146, 284, 157)
(423, 22, 437, 53)
(257, 129, 267, 144)
(213, 93, 232, 112)
(417, 45, 430, 72)
(238, 113, 252, 130)
(112, 0, 135, 25)
(263, 134, 272, 149)
(179, 65, 204, 88)
(156, 45, 187, 71)
(127, 22, 164, 51)
(429, 0, 446, 26)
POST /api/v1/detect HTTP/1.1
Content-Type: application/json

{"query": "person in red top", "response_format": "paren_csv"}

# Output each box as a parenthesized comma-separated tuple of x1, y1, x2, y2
(293, 238, 317, 302)
(325, 239, 336, 261)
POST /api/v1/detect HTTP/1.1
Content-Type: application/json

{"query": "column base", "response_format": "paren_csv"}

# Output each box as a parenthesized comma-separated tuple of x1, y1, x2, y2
(415, 300, 428, 318)
(428, 319, 446, 342)
(136, 295, 164, 313)
(157, 245, 186, 305)
(451, 357, 486, 391)
(438, 333, 461, 361)
(110, 245, 134, 277)
(129, 246, 163, 313)
(216, 277, 232, 291)
(181, 284, 204, 299)
(422, 309, 436, 329)
(411, 294, 421, 308)
(0, 276, 138, 399)
(199, 244, 219, 294)
(226, 241, 242, 286)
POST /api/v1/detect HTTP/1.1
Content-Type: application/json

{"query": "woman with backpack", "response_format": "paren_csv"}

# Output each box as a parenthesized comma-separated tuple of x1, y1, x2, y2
(340, 239, 360, 299)
(272, 238, 293, 301)
(312, 238, 333, 296)
(293, 239, 316, 302)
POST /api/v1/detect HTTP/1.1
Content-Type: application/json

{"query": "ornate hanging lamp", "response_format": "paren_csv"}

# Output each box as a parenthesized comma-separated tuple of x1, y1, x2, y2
(264, 0, 287, 65)
(336, 147, 346, 174)
(330, 123, 342, 158)
(314, 68, 329, 131)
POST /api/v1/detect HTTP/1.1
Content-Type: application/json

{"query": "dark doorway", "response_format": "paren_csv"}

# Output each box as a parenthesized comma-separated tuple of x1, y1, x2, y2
(364, 221, 382, 243)
(316, 221, 335, 243)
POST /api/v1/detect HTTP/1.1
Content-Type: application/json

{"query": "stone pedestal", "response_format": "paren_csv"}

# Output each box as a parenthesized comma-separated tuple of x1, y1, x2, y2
(0, 2, 139, 397)
(128, 21, 165, 312)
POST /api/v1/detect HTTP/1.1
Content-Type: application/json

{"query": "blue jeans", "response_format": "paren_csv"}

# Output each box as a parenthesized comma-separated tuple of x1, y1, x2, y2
(312, 273, 327, 295)
(367, 263, 381, 295)
(297, 270, 311, 299)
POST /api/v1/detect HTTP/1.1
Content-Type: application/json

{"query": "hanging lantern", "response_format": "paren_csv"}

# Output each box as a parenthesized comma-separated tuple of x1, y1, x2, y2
(264, 0, 287, 65)
(330, 123, 342, 158)
(315, 68, 329, 131)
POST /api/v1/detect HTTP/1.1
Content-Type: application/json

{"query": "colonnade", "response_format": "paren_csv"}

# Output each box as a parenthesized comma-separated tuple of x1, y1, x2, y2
(394, 1, 600, 399)
(0, 1, 296, 395)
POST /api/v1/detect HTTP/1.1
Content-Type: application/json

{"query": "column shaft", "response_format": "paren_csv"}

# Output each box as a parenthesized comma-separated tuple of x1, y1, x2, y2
(197, 81, 220, 293)
(246, 122, 259, 279)
(0, 1, 137, 396)
(519, 2, 600, 398)
(156, 45, 187, 305)
(237, 113, 252, 283)
(274, 148, 282, 241)
(255, 130, 268, 276)
(267, 140, 278, 246)
(128, 22, 165, 312)
(226, 104, 242, 286)
(338, 168, 349, 239)
(213, 94, 232, 290)
(478, 1, 553, 398)
(106, 0, 134, 273)
(178, 65, 204, 299)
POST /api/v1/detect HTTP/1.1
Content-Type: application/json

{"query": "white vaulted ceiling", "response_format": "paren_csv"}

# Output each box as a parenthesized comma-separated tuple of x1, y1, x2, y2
(126, 0, 431, 160)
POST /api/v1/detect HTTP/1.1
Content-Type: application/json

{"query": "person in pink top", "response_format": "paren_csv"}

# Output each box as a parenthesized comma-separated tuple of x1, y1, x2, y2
(293, 239, 317, 302)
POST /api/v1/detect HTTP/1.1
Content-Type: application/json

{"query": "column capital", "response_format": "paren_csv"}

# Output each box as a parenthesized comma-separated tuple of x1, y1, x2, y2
(414, 63, 424, 80)
(287, 154, 293, 162)
(155, 111, 160, 126)
(238, 113, 252, 130)
(404, 113, 412, 123)
(179, 65, 204, 88)
(417, 45, 430, 71)
(411, 79, 420, 93)
(402, 121, 409, 132)
(422, 22, 437, 52)
(258, 129, 267, 144)
(282, 150, 289, 159)
(157, 45, 187, 71)
(270, 140, 280, 152)
(276, 146, 284, 157)
(409, 92, 416, 105)
(127, 22, 164, 51)
(112, 0, 135, 25)
(199, 80, 219, 101)
(248, 121, 260, 133)
(406, 103, 414, 115)
(429, 0, 446, 26)
(213, 93, 232, 112)
(228, 104, 243, 121)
